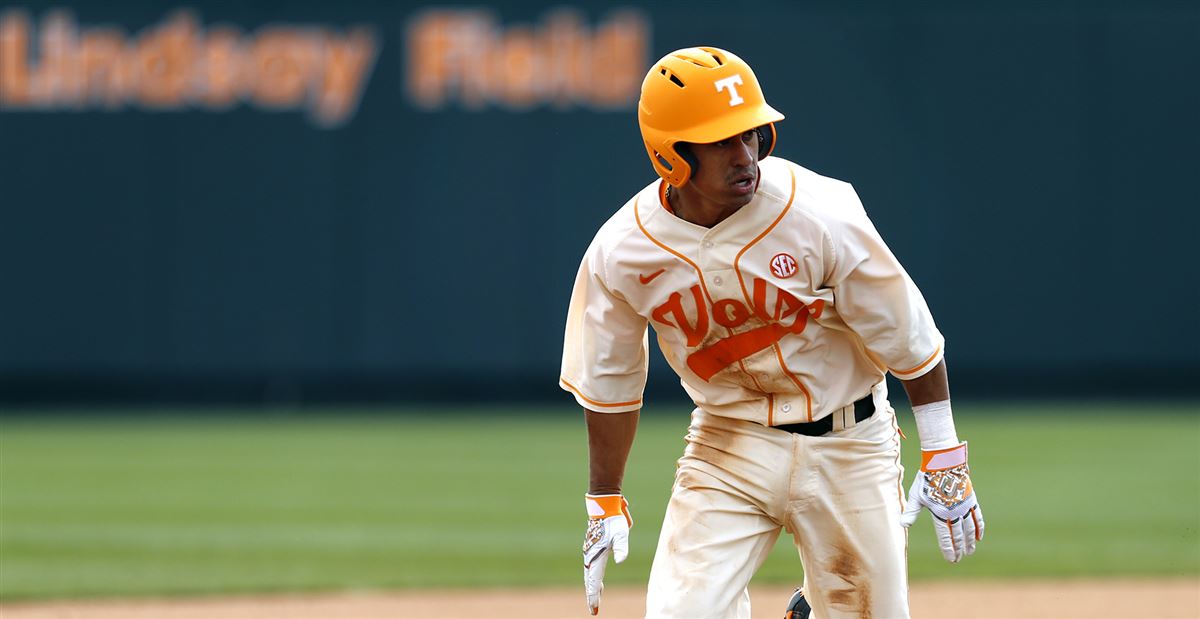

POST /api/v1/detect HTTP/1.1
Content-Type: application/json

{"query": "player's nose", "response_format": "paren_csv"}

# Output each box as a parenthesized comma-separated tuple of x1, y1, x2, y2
(731, 138, 755, 166)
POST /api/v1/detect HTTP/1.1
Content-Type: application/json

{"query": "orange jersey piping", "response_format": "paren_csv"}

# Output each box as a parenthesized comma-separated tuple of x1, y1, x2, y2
(891, 344, 943, 377)
(636, 197, 710, 301)
(889, 411, 906, 514)
(560, 377, 641, 409)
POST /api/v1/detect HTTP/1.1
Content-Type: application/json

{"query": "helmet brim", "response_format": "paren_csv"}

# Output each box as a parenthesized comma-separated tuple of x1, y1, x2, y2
(669, 103, 785, 146)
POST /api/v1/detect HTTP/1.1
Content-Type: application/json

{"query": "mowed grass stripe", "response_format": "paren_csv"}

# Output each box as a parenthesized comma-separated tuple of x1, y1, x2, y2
(1, 403, 1197, 599)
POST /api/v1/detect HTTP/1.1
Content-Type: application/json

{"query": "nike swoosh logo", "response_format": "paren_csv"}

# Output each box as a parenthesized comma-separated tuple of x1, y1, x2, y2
(639, 269, 667, 285)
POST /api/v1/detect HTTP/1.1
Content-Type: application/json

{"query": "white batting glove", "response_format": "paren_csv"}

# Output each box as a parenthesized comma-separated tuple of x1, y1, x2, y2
(582, 494, 632, 615)
(900, 442, 985, 563)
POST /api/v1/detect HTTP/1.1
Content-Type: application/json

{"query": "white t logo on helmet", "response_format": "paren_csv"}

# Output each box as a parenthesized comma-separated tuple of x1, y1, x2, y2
(714, 74, 745, 106)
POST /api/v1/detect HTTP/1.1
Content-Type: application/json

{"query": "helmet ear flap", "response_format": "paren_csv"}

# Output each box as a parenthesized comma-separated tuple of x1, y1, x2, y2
(757, 124, 777, 160)
(644, 141, 692, 186)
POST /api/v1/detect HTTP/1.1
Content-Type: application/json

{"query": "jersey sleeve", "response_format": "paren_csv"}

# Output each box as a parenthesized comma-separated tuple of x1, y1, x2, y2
(823, 185, 945, 380)
(559, 240, 649, 412)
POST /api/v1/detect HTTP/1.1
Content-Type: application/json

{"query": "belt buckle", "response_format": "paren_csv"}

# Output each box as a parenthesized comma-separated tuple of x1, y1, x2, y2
(830, 403, 854, 433)
(831, 395, 874, 434)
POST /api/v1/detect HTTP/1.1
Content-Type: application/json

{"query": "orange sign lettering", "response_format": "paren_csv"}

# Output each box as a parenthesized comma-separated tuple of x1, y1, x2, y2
(405, 8, 649, 111)
(0, 9, 379, 128)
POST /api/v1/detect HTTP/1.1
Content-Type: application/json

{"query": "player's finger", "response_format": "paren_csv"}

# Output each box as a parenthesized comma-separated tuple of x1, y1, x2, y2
(935, 517, 960, 563)
(584, 551, 609, 614)
(972, 504, 985, 541)
(962, 510, 978, 556)
(612, 529, 629, 564)
(952, 516, 970, 562)
(898, 484, 922, 528)
(586, 581, 603, 616)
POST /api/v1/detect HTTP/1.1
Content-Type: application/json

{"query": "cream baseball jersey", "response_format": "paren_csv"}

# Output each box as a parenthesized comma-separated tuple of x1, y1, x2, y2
(560, 157, 944, 425)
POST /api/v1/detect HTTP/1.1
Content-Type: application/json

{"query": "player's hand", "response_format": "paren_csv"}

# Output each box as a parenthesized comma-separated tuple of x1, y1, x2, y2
(900, 442, 985, 563)
(582, 493, 633, 615)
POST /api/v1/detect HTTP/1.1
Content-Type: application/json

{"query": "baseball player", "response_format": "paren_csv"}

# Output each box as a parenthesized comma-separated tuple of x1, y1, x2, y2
(561, 47, 985, 618)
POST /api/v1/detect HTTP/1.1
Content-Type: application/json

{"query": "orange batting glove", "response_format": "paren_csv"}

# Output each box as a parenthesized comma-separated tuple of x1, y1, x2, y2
(582, 494, 633, 615)
(900, 442, 985, 563)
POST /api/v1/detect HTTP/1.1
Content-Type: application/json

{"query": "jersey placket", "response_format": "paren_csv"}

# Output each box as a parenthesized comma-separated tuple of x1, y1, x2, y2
(729, 236, 812, 427)
(697, 233, 769, 395)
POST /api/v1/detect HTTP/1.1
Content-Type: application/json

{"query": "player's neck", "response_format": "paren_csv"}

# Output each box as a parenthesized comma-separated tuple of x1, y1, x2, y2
(667, 185, 743, 228)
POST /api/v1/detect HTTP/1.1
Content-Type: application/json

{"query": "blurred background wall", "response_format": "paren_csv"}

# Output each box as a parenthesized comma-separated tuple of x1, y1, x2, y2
(2, 1, 1197, 406)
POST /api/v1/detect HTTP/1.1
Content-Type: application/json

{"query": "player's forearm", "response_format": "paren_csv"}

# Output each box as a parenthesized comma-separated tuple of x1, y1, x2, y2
(899, 359, 949, 406)
(585, 408, 640, 495)
(900, 359, 960, 451)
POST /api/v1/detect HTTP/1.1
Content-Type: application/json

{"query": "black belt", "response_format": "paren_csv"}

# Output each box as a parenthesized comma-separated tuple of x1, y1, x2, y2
(773, 395, 874, 437)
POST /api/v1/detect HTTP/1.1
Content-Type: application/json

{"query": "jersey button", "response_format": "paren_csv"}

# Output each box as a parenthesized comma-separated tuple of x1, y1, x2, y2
(702, 240, 714, 249)
(713, 276, 723, 286)
(782, 403, 792, 413)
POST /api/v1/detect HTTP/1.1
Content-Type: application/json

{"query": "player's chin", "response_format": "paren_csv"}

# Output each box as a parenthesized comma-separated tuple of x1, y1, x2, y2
(724, 186, 756, 207)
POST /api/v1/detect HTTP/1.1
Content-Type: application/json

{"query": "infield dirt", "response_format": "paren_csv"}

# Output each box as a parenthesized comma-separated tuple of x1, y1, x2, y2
(1, 579, 1196, 618)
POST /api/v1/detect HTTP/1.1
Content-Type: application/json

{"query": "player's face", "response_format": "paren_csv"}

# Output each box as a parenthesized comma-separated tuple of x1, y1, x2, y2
(686, 129, 760, 208)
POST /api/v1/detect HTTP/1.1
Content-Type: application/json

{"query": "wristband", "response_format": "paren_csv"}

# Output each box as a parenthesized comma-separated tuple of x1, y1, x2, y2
(919, 441, 968, 471)
(585, 494, 633, 527)
(912, 400, 959, 451)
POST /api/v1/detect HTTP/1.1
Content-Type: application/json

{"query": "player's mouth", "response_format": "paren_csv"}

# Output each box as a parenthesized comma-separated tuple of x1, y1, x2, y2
(730, 170, 756, 195)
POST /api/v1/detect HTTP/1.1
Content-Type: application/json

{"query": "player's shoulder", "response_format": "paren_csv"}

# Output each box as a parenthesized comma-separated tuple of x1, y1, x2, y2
(762, 156, 868, 225)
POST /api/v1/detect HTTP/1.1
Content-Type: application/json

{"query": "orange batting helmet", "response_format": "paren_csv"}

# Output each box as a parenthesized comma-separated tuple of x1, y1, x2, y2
(638, 47, 785, 186)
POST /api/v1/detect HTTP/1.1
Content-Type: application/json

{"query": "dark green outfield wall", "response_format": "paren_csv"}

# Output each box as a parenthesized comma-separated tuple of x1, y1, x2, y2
(2, 2, 1197, 404)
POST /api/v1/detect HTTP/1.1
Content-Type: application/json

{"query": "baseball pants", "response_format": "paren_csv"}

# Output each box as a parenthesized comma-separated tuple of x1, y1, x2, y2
(645, 385, 909, 619)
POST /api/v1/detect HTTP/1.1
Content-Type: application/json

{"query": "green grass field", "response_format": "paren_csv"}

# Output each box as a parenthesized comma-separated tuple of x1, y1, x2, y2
(1, 402, 1198, 600)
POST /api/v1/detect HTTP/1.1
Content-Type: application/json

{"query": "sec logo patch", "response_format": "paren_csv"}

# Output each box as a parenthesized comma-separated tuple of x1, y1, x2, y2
(770, 253, 798, 279)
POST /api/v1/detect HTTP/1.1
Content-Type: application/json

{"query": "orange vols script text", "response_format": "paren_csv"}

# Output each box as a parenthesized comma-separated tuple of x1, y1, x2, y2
(653, 278, 824, 381)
